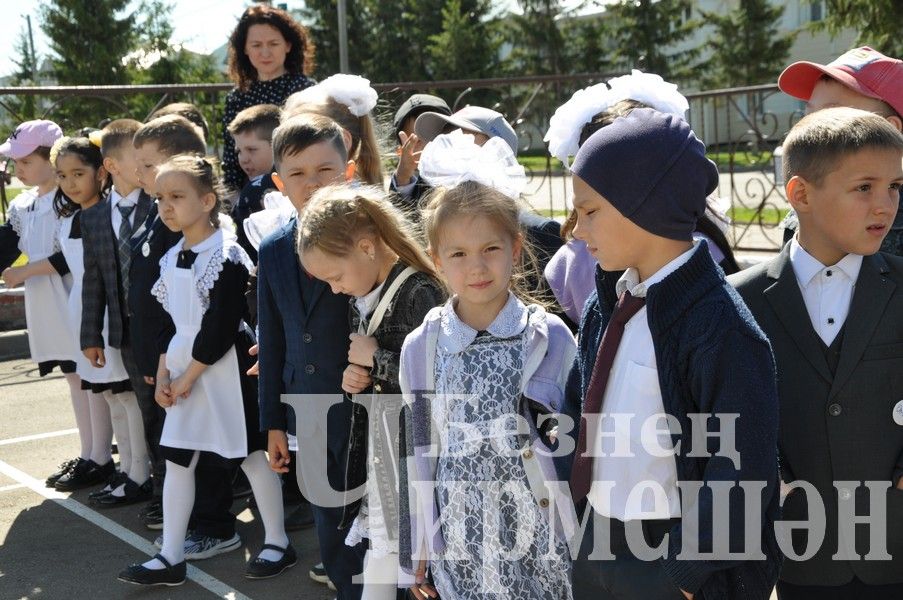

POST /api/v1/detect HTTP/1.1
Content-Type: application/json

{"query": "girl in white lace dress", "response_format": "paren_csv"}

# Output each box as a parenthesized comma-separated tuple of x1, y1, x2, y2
(400, 176, 576, 600)
(118, 156, 291, 587)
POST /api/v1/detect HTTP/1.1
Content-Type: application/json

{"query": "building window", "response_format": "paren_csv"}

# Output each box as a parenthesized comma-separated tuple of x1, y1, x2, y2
(810, 1, 824, 22)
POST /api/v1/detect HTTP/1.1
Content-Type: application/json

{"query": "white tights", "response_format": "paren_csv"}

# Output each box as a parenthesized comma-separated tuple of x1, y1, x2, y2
(143, 450, 288, 569)
(63, 373, 112, 465)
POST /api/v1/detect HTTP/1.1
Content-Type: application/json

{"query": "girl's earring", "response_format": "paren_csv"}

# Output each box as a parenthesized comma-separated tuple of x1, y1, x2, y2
(368, 253, 375, 261)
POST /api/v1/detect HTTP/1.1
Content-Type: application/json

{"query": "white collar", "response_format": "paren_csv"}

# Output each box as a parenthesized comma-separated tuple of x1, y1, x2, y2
(616, 241, 699, 298)
(355, 278, 387, 318)
(438, 292, 529, 354)
(181, 228, 224, 255)
(789, 237, 863, 288)
(110, 187, 141, 209)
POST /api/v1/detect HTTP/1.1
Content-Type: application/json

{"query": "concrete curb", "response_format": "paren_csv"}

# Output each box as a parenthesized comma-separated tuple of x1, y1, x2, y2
(0, 329, 29, 361)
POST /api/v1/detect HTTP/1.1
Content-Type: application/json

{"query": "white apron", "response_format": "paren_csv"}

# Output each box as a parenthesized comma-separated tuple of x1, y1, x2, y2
(157, 231, 248, 458)
(11, 189, 75, 364)
(57, 213, 129, 384)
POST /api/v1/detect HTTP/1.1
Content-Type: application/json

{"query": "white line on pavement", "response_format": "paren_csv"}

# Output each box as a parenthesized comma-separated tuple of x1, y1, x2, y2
(0, 459, 253, 600)
(0, 482, 26, 492)
(0, 428, 78, 446)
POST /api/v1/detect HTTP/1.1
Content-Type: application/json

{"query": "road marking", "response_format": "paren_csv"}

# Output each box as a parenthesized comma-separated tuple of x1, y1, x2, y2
(0, 459, 253, 600)
(0, 428, 78, 446)
(0, 482, 26, 492)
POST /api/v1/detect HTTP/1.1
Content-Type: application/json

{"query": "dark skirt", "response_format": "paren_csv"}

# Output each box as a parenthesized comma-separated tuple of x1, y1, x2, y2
(38, 360, 76, 377)
(161, 325, 265, 468)
(80, 378, 132, 394)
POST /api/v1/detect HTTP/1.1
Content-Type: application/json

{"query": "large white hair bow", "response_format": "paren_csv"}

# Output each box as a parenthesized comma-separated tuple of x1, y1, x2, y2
(292, 74, 378, 117)
(418, 129, 526, 199)
(544, 70, 689, 165)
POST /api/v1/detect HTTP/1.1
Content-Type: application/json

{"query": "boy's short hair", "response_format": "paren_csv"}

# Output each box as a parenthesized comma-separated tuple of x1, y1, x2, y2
(272, 114, 347, 169)
(100, 118, 142, 158)
(134, 115, 207, 157)
(150, 102, 210, 140)
(228, 104, 282, 141)
(783, 107, 903, 185)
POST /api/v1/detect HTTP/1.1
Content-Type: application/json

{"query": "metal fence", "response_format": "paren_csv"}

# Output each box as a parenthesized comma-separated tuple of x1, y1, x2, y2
(0, 75, 802, 251)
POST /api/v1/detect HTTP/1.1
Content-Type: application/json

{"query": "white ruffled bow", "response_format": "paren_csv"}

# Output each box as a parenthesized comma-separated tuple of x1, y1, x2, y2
(293, 74, 378, 117)
(418, 130, 527, 199)
(544, 70, 689, 165)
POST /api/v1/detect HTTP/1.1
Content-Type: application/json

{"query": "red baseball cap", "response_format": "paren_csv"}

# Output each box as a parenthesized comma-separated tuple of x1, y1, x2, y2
(778, 47, 903, 118)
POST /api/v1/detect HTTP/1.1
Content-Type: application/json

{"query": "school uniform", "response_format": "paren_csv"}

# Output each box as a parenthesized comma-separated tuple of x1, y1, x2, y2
(565, 242, 782, 600)
(80, 190, 164, 489)
(730, 241, 903, 598)
(257, 217, 365, 600)
(231, 171, 277, 263)
(58, 210, 130, 392)
(151, 228, 262, 465)
(0, 188, 77, 374)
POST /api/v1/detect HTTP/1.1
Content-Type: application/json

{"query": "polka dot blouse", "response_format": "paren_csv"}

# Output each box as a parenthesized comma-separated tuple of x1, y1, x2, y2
(221, 73, 315, 191)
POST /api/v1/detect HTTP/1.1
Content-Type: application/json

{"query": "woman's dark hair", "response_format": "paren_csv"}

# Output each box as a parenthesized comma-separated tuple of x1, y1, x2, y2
(695, 206, 740, 275)
(227, 5, 315, 91)
(51, 136, 110, 218)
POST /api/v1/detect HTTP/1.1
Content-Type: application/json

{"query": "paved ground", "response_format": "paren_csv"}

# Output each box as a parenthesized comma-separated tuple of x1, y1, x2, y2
(0, 356, 332, 600)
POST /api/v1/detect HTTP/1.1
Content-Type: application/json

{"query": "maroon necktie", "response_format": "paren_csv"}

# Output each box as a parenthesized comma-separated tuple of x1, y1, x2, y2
(570, 290, 647, 504)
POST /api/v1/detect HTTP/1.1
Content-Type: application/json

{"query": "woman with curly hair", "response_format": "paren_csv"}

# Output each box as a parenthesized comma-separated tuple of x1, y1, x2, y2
(221, 4, 316, 192)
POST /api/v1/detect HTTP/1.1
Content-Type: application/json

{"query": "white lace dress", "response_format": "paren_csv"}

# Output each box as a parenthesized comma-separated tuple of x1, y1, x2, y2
(430, 296, 573, 600)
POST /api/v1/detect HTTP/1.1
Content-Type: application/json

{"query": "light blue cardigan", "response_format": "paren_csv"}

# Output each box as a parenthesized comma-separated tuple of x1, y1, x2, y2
(397, 295, 577, 571)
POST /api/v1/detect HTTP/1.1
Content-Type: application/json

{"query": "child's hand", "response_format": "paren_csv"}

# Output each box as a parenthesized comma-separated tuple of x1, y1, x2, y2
(267, 430, 290, 473)
(1, 266, 25, 288)
(348, 333, 378, 368)
(143, 376, 155, 385)
(395, 131, 423, 186)
(246, 344, 259, 376)
(342, 364, 372, 394)
(83, 347, 106, 368)
(409, 560, 438, 599)
(155, 374, 174, 408)
(169, 374, 194, 399)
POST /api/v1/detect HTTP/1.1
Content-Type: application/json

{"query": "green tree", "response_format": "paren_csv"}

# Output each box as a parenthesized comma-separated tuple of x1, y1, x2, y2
(41, 0, 136, 129)
(507, 0, 566, 76)
(427, 0, 499, 80)
(5, 29, 40, 123)
(606, 0, 701, 87)
(815, 0, 903, 58)
(561, 12, 616, 77)
(126, 1, 225, 126)
(702, 0, 796, 88)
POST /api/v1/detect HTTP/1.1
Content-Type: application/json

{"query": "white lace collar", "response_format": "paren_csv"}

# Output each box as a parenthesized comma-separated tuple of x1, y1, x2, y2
(437, 292, 529, 354)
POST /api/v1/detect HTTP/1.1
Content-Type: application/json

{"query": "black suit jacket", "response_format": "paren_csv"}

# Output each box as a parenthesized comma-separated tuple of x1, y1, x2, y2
(80, 192, 152, 350)
(729, 244, 903, 586)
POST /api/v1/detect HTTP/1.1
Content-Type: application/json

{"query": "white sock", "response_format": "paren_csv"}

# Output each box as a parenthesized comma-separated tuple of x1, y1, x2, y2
(103, 390, 130, 476)
(143, 453, 198, 570)
(242, 450, 288, 561)
(117, 391, 149, 485)
(87, 391, 113, 465)
(64, 373, 92, 460)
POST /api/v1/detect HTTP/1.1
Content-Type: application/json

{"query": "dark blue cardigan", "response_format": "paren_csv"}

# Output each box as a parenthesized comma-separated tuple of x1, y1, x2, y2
(562, 242, 782, 599)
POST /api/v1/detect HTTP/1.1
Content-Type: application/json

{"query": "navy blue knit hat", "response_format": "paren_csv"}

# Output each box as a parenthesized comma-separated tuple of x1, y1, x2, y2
(571, 107, 719, 241)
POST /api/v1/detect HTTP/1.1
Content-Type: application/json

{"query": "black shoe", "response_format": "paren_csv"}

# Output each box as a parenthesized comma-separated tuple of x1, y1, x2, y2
(284, 502, 315, 531)
(55, 459, 115, 491)
(143, 503, 164, 530)
(245, 544, 297, 579)
(118, 553, 186, 586)
(89, 471, 129, 500)
(46, 457, 82, 487)
(139, 498, 161, 518)
(95, 478, 153, 507)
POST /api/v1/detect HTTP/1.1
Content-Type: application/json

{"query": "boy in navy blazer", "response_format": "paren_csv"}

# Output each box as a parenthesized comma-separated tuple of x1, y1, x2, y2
(257, 113, 363, 600)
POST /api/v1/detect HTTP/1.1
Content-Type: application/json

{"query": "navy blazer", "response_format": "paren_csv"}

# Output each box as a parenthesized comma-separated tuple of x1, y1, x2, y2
(257, 217, 353, 464)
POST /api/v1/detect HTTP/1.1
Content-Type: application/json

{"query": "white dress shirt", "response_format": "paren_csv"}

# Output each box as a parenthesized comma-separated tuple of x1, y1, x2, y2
(110, 187, 142, 240)
(587, 243, 699, 520)
(789, 238, 862, 346)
